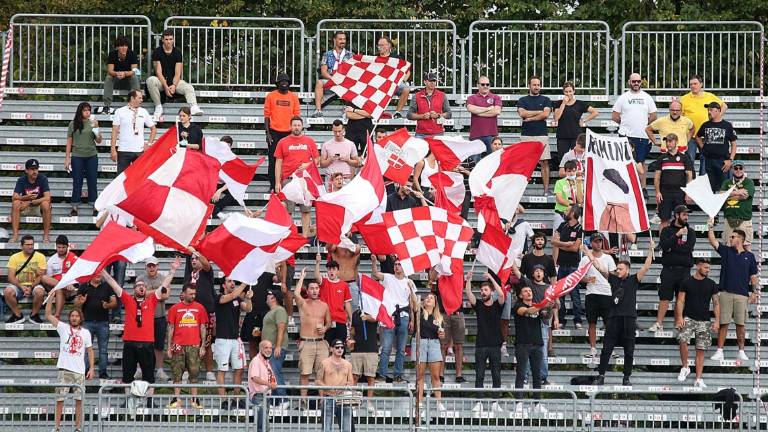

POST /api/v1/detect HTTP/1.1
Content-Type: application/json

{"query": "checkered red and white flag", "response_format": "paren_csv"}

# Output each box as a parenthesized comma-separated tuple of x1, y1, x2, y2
(376, 128, 429, 184)
(360, 274, 395, 329)
(428, 170, 465, 214)
(324, 54, 411, 121)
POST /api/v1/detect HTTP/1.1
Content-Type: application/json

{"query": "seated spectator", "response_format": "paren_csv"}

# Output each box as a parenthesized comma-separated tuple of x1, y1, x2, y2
(377, 36, 409, 119)
(318, 119, 359, 185)
(312, 31, 352, 118)
(97, 35, 140, 115)
(147, 29, 203, 120)
(66, 102, 101, 217)
(177, 106, 204, 150)
(4, 235, 47, 324)
(11, 159, 51, 243)
(407, 73, 451, 138)
(41, 235, 79, 318)
(248, 340, 278, 432)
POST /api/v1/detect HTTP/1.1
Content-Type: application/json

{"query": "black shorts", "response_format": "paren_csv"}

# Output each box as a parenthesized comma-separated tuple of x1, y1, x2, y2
(324, 323, 348, 344)
(658, 191, 686, 221)
(659, 267, 690, 301)
(153, 316, 167, 351)
(122, 341, 155, 384)
(585, 294, 612, 324)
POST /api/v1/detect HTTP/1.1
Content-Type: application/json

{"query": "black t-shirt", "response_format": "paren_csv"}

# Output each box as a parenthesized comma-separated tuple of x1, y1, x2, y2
(179, 123, 204, 147)
(184, 259, 215, 313)
(520, 253, 556, 281)
(152, 46, 183, 86)
(556, 221, 583, 266)
(346, 116, 374, 137)
(79, 282, 116, 322)
(607, 273, 640, 318)
(420, 312, 441, 339)
(386, 192, 422, 211)
(351, 311, 378, 353)
(513, 302, 543, 345)
(474, 300, 503, 347)
(252, 272, 274, 315)
(555, 100, 589, 139)
(214, 293, 242, 339)
(696, 119, 737, 159)
(107, 50, 139, 72)
(680, 276, 718, 321)
(523, 276, 553, 320)
(658, 152, 694, 192)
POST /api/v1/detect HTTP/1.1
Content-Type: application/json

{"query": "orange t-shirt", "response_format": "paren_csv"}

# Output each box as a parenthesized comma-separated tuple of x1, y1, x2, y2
(274, 134, 319, 180)
(264, 90, 300, 133)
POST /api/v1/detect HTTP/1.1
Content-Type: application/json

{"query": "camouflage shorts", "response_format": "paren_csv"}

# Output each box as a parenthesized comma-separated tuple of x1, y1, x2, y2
(677, 318, 712, 350)
(170, 345, 201, 383)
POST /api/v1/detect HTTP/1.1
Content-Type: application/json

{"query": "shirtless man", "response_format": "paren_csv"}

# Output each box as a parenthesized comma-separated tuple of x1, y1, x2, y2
(328, 242, 362, 311)
(294, 268, 332, 401)
(317, 339, 354, 432)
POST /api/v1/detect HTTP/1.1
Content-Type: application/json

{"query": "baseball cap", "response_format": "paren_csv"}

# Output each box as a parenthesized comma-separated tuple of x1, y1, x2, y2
(424, 72, 438, 82)
(145, 256, 159, 265)
(673, 204, 690, 215)
(704, 101, 721, 109)
(662, 133, 679, 142)
(732, 160, 745, 168)
(590, 232, 605, 242)
(25, 159, 39, 169)
(331, 339, 345, 348)
(531, 264, 546, 272)
(275, 73, 290, 84)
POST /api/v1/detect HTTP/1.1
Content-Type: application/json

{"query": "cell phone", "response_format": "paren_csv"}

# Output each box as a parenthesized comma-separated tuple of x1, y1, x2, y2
(334, 153, 340, 157)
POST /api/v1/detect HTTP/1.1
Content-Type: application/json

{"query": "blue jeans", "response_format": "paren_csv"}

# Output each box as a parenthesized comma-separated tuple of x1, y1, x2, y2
(107, 261, 126, 321)
(377, 314, 409, 378)
(71, 155, 98, 205)
(269, 349, 287, 397)
(323, 397, 353, 432)
(557, 265, 582, 325)
(471, 135, 494, 162)
(250, 394, 267, 432)
(703, 157, 730, 193)
(84, 320, 110, 376)
(686, 139, 705, 175)
(348, 281, 360, 312)
(519, 321, 550, 382)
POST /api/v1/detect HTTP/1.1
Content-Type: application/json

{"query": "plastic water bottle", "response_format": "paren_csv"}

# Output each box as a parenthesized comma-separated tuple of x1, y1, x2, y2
(133, 68, 141, 79)
(681, 230, 687, 243)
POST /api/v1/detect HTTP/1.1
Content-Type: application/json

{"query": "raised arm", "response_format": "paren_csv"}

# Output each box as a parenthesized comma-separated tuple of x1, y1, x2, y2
(464, 272, 476, 306)
(314, 252, 323, 282)
(636, 240, 655, 281)
(486, 272, 505, 304)
(581, 244, 609, 279)
(101, 269, 123, 297)
(293, 267, 307, 308)
(156, 256, 181, 299)
(44, 291, 59, 326)
(707, 219, 719, 250)
(370, 255, 384, 281)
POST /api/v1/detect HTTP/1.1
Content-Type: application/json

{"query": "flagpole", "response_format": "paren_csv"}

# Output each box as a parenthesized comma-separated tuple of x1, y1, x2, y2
(414, 293, 422, 422)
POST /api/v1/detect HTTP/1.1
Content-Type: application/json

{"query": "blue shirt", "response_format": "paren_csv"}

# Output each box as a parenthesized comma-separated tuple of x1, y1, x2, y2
(716, 243, 757, 296)
(517, 94, 552, 136)
(14, 173, 50, 199)
(320, 49, 352, 76)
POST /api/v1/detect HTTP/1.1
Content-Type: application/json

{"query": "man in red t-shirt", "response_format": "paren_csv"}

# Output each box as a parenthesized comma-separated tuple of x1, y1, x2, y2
(166, 283, 208, 408)
(314, 253, 352, 343)
(274, 116, 318, 237)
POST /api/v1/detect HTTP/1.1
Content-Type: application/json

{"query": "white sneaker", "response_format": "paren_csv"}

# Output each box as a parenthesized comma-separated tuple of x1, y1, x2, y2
(447, 347, 454, 356)
(514, 402, 524, 413)
(156, 369, 169, 381)
(134, 369, 142, 380)
(437, 402, 447, 412)
(647, 322, 663, 333)
(152, 105, 163, 121)
(630, 243, 638, 250)
(501, 343, 510, 357)
(677, 367, 690, 382)
(649, 215, 662, 225)
(206, 371, 217, 381)
(584, 347, 598, 358)
(182, 371, 189, 381)
(491, 401, 503, 412)
(190, 104, 204, 116)
(694, 378, 707, 389)
(533, 403, 548, 414)
(366, 401, 376, 414)
(737, 350, 749, 361)
(710, 349, 724, 361)
(472, 402, 484, 412)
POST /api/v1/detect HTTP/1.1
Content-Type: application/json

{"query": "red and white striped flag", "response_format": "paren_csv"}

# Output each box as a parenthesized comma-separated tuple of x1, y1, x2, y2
(428, 170, 465, 214)
(426, 135, 486, 171)
(264, 193, 308, 262)
(0, 24, 13, 110)
(204, 138, 263, 207)
(476, 222, 515, 285)
(278, 162, 326, 206)
(533, 261, 592, 309)
(376, 128, 429, 184)
(360, 274, 395, 329)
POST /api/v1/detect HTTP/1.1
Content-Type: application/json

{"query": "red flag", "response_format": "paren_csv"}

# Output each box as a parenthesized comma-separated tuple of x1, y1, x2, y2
(426, 136, 486, 171)
(476, 223, 515, 285)
(437, 258, 467, 316)
(360, 274, 395, 329)
(264, 193, 307, 260)
(278, 162, 326, 206)
(473, 195, 502, 233)
(354, 220, 396, 255)
(204, 138, 263, 207)
(376, 128, 429, 184)
(533, 261, 593, 309)
(429, 171, 465, 214)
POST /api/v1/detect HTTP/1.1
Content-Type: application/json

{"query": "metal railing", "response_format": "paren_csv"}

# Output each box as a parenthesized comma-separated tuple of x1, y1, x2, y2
(468, 21, 612, 96)
(163, 17, 305, 90)
(0, 382, 92, 431)
(8, 14, 152, 86)
(620, 21, 765, 93)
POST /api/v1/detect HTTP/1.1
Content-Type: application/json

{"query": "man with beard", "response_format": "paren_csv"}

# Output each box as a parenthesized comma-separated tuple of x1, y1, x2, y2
(315, 254, 352, 343)
(294, 268, 332, 403)
(166, 284, 208, 409)
(652, 134, 694, 229)
(520, 232, 556, 283)
(517, 76, 553, 196)
(695, 102, 737, 193)
(721, 160, 754, 249)
(261, 289, 289, 404)
(265, 73, 300, 191)
(649, 205, 695, 333)
(274, 116, 318, 236)
(312, 31, 352, 118)
(136, 257, 170, 381)
(645, 100, 694, 155)
(214, 278, 252, 409)
(184, 248, 217, 381)
(577, 233, 617, 358)
(552, 205, 583, 330)
(612, 72, 657, 179)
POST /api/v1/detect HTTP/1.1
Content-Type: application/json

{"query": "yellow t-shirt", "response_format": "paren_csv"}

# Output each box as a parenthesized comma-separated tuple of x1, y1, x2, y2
(680, 91, 724, 134)
(7, 251, 47, 287)
(649, 115, 694, 152)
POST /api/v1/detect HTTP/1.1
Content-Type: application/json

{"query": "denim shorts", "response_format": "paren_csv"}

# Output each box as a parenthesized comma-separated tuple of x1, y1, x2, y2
(412, 338, 442, 363)
(627, 137, 652, 162)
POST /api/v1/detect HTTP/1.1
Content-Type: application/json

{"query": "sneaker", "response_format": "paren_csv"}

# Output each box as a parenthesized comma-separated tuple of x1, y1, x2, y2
(514, 402, 524, 413)
(439, 375, 445, 383)
(220, 400, 229, 410)
(737, 350, 749, 361)
(630, 243, 638, 250)
(622, 376, 632, 386)
(206, 371, 217, 381)
(710, 349, 724, 361)
(28, 314, 44, 324)
(647, 322, 663, 333)
(385, 376, 394, 384)
(190, 104, 204, 116)
(533, 403, 548, 414)
(99, 372, 110, 380)
(393, 376, 408, 384)
(677, 367, 691, 382)
(92, 107, 103, 115)
(593, 375, 605, 386)
(152, 106, 163, 121)
(69, 207, 78, 217)
(649, 215, 662, 225)
(437, 402, 447, 411)
(167, 398, 181, 408)
(541, 379, 551, 386)
(501, 342, 510, 357)
(455, 376, 466, 384)
(156, 369, 169, 381)
(191, 399, 204, 409)
(694, 378, 707, 389)
(5, 314, 24, 324)
(491, 401, 503, 412)
(238, 399, 246, 410)
(472, 401, 484, 412)
(310, 109, 324, 118)
(392, 111, 403, 119)
(544, 190, 554, 198)
(374, 373, 387, 382)
(134, 369, 143, 380)
(575, 323, 583, 330)
(584, 347, 598, 358)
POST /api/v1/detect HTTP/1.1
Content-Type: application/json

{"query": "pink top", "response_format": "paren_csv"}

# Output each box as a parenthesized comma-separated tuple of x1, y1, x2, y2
(248, 354, 276, 396)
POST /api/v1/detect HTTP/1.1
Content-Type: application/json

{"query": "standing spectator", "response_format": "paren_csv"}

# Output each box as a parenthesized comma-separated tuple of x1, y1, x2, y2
(211, 136, 241, 218)
(315, 253, 352, 343)
(675, 259, 720, 389)
(343, 103, 374, 153)
(4, 235, 47, 324)
(241, 270, 276, 358)
(612, 73, 658, 179)
(512, 286, 547, 413)
(264, 74, 301, 191)
(166, 284, 208, 409)
(386, 178, 427, 211)
(42, 235, 79, 318)
(274, 116, 318, 236)
(500, 207, 534, 356)
(407, 73, 452, 138)
(413, 294, 446, 412)
(466, 76, 502, 158)
(312, 31, 352, 118)
(177, 107, 204, 150)
(721, 161, 754, 248)
(135, 257, 169, 381)
(328, 242, 362, 311)
(214, 278, 252, 409)
(10, 159, 51, 243)
(348, 310, 378, 407)
(520, 232, 556, 282)
(708, 224, 758, 361)
(44, 297, 93, 432)
(649, 205, 695, 332)
(517, 76, 553, 196)
(74, 273, 115, 380)
(98, 35, 140, 114)
(552, 161, 583, 235)
(578, 233, 616, 358)
(147, 29, 202, 120)
(372, 255, 416, 383)
(377, 36, 410, 118)
(95, 210, 132, 323)
(261, 289, 289, 403)
(429, 268, 465, 384)
(645, 100, 694, 155)
(65, 102, 101, 217)
(552, 205, 583, 330)
(248, 340, 277, 432)
(652, 134, 694, 229)
(317, 339, 355, 432)
(587, 240, 655, 386)
(696, 102, 737, 193)
(183, 248, 218, 381)
(553, 81, 598, 161)
(110, 90, 157, 173)
(558, 133, 586, 178)
(680, 75, 728, 172)
(318, 120, 359, 184)
(293, 268, 332, 402)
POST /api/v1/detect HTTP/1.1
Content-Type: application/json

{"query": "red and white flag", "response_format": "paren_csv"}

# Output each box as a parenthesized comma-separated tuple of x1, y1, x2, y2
(355, 220, 396, 255)
(278, 162, 326, 206)
(428, 170, 465, 214)
(426, 136, 486, 171)
(0, 24, 12, 110)
(264, 193, 308, 262)
(324, 54, 412, 121)
(469, 141, 544, 222)
(360, 274, 395, 329)
(52, 223, 155, 291)
(533, 261, 593, 309)
(473, 195, 502, 233)
(376, 128, 429, 184)
(476, 222, 515, 285)
(197, 212, 290, 284)
(204, 138, 263, 207)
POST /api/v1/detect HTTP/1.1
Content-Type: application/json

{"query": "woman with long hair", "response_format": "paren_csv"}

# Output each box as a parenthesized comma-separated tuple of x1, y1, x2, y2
(413, 293, 446, 416)
(177, 106, 204, 150)
(553, 81, 598, 161)
(65, 102, 102, 216)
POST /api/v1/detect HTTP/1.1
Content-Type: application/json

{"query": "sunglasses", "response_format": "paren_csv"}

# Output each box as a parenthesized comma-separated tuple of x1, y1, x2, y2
(333, 346, 345, 350)
(479, 83, 490, 87)
(630, 80, 642, 83)
(733, 166, 744, 170)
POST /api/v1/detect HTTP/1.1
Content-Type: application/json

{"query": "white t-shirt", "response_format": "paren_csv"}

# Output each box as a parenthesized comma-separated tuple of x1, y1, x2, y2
(508, 220, 534, 267)
(381, 274, 415, 314)
(579, 253, 617, 296)
(113, 106, 155, 152)
(612, 90, 657, 138)
(320, 138, 357, 178)
(56, 321, 92, 375)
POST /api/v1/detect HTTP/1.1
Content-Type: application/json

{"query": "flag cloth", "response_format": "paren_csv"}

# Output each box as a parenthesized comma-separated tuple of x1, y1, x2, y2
(426, 135, 486, 171)
(316, 136, 386, 246)
(437, 258, 467, 315)
(198, 212, 290, 284)
(429, 170, 465, 214)
(53, 223, 154, 291)
(476, 222, 515, 285)
(583, 130, 649, 233)
(533, 261, 593, 309)
(360, 274, 395, 329)
(355, 220, 396, 255)
(324, 54, 412, 121)
(278, 162, 326, 206)
(469, 141, 544, 223)
(376, 128, 429, 184)
(204, 138, 263, 207)
(0, 24, 13, 110)
(680, 174, 735, 218)
(264, 193, 308, 261)
(473, 195, 502, 233)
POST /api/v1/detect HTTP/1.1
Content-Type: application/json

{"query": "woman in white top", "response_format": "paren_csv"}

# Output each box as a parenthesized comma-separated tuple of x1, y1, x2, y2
(413, 152, 439, 197)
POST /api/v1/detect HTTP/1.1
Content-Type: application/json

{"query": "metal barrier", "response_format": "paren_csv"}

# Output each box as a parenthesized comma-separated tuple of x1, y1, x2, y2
(468, 21, 611, 96)
(589, 389, 745, 431)
(620, 21, 765, 93)
(0, 382, 92, 431)
(8, 14, 152, 86)
(163, 16, 305, 90)
(421, 387, 580, 431)
(316, 19, 459, 94)
(97, 383, 252, 431)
